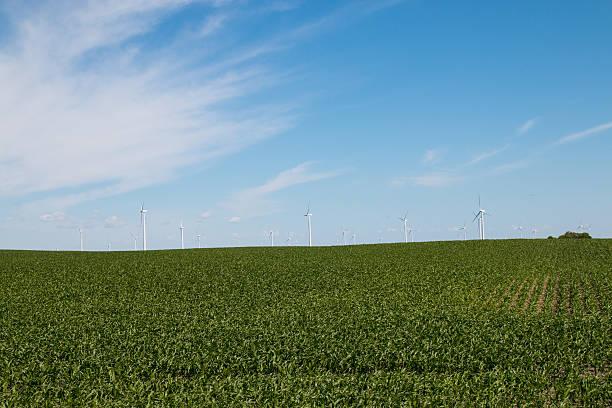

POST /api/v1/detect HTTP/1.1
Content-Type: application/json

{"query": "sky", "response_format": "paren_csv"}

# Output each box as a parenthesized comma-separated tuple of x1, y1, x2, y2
(1, 0, 611, 250)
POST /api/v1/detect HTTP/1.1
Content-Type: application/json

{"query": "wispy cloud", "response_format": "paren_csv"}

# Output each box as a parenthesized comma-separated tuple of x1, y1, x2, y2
(104, 215, 126, 228)
(200, 211, 213, 219)
(393, 173, 462, 188)
(39, 211, 66, 222)
(556, 121, 612, 145)
(517, 118, 538, 135)
(225, 161, 345, 218)
(1, 1, 297, 211)
(466, 145, 509, 166)
(228, 216, 241, 223)
(422, 149, 441, 165)
(491, 160, 528, 175)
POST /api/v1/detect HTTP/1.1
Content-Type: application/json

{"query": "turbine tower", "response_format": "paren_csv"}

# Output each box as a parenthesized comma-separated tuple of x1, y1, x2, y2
(130, 233, 137, 251)
(140, 204, 148, 251)
(473, 197, 489, 240)
(456, 223, 467, 241)
(407, 226, 415, 243)
(513, 225, 525, 239)
(179, 222, 184, 249)
(268, 230, 274, 247)
(304, 204, 312, 247)
(399, 213, 409, 243)
(532, 228, 538, 239)
(196, 234, 201, 249)
(78, 228, 84, 251)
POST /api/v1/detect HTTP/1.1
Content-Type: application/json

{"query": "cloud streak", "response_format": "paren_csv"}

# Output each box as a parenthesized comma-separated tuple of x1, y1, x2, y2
(556, 121, 612, 145)
(517, 118, 538, 135)
(466, 145, 509, 166)
(226, 162, 345, 218)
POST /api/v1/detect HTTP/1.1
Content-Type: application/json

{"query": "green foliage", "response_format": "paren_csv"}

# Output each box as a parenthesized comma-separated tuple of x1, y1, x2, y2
(0, 240, 610, 406)
(558, 231, 592, 239)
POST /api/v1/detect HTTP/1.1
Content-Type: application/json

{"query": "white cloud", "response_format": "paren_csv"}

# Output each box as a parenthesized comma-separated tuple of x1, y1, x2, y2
(225, 161, 345, 218)
(556, 121, 612, 145)
(228, 216, 241, 223)
(39, 211, 66, 222)
(393, 173, 462, 188)
(466, 145, 509, 166)
(492, 161, 528, 175)
(422, 149, 441, 165)
(517, 118, 538, 135)
(200, 211, 213, 219)
(1, 1, 294, 210)
(104, 215, 126, 228)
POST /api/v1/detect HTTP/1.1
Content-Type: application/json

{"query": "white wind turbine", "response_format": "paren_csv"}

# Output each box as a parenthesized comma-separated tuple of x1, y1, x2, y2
(407, 226, 415, 243)
(532, 227, 538, 239)
(453, 223, 467, 241)
(473, 197, 489, 240)
(513, 225, 525, 239)
(304, 204, 312, 247)
(195, 234, 201, 249)
(140, 204, 148, 251)
(130, 233, 137, 251)
(78, 228, 84, 251)
(341, 226, 348, 246)
(399, 212, 409, 243)
(266, 230, 274, 247)
(179, 221, 184, 249)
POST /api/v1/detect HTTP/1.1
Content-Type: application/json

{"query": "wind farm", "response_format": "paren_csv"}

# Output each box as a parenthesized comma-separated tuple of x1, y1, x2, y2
(1, 1, 611, 406)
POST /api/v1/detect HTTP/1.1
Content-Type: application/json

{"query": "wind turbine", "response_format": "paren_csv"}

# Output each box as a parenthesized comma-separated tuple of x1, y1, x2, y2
(513, 225, 525, 239)
(532, 228, 538, 239)
(130, 233, 137, 251)
(195, 234, 201, 249)
(473, 197, 489, 240)
(78, 228, 84, 251)
(407, 226, 415, 243)
(179, 221, 184, 249)
(304, 204, 312, 247)
(267, 230, 274, 247)
(454, 223, 467, 241)
(140, 204, 148, 251)
(399, 213, 409, 243)
(341, 226, 349, 246)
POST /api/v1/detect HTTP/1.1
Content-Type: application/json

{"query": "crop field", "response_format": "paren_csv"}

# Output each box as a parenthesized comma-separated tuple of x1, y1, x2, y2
(0, 240, 610, 406)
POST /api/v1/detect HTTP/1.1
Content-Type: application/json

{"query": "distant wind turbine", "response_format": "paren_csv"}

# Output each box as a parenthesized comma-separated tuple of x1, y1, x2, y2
(78, 228, 84, 251)
(266, 230, 274, 247)
(399, 212, 409, 243)
(473, 196, 489, 240)
(304, 203, 312, 247)
(196, 234, 201, 249)
(341, 226, 349, 246)
(453, 223, 467, 241)
(130, 233, 137, 251)
(532, 228, 538, 239)
(179, 221, 184, 249)
(407, 226, 415, 243)
(513, 225, 525, 239)
(140, 204, 148, 251)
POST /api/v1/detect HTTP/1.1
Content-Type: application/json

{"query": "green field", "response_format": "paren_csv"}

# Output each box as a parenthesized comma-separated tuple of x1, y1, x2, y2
(1, 240, 610, 406)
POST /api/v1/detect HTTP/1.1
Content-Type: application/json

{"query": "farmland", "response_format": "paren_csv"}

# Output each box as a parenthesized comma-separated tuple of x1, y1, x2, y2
(0, 240, 610, 406)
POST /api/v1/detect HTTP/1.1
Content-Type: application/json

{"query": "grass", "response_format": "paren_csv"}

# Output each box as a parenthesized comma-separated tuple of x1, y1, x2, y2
(0, 239, 610, 406)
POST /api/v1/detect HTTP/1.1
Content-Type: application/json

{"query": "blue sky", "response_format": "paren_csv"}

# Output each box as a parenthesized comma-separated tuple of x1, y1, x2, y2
(1, 0, 611, 250)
